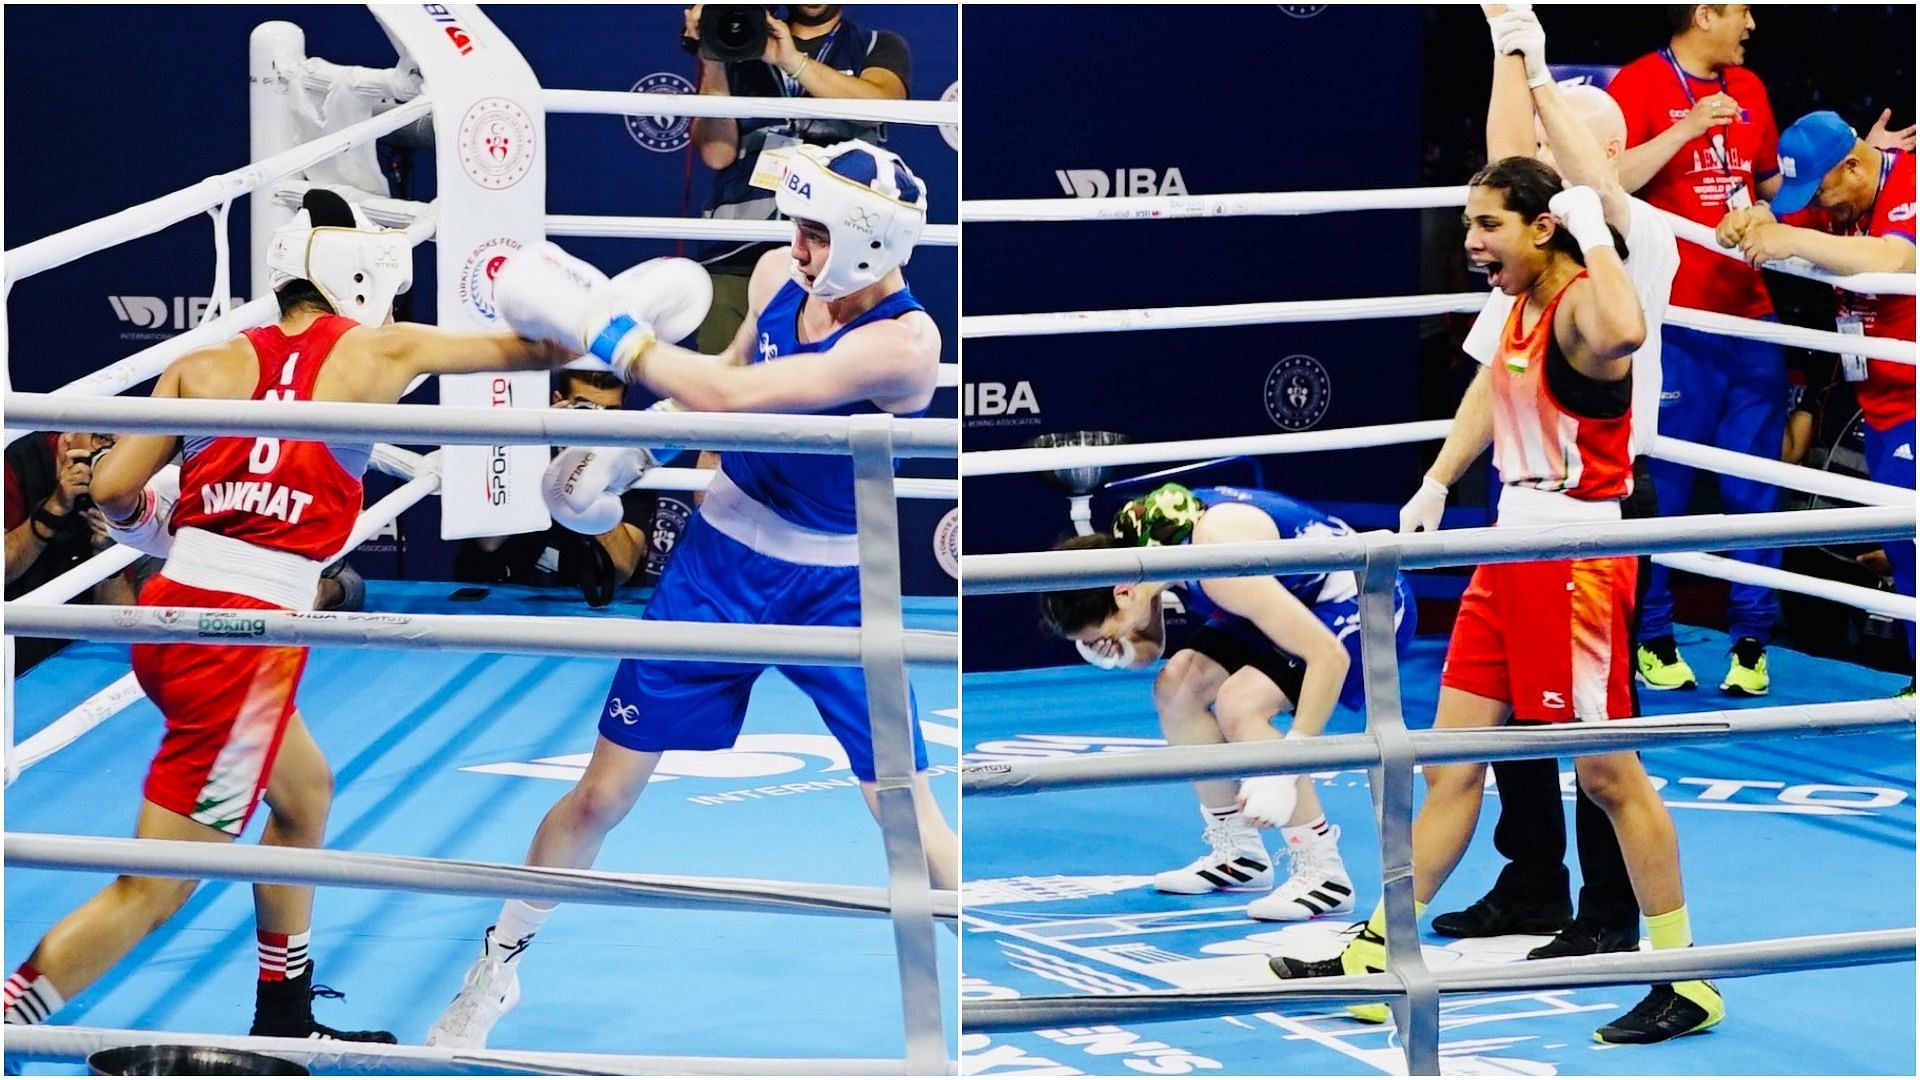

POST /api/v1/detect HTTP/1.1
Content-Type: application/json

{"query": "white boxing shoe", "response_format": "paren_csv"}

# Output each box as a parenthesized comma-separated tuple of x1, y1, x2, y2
(426, 930, 524, 1049)
(1154, 813, 1273, 894)
(1248, 825, 1355, 922)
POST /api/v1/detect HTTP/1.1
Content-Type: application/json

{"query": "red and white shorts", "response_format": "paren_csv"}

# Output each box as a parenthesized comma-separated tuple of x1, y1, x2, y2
(131, 575, 308, 835)
(1440, 556, 1637, 723)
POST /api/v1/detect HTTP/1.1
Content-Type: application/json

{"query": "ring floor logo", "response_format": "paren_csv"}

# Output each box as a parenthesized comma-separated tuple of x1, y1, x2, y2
(464, 712, 960, 805)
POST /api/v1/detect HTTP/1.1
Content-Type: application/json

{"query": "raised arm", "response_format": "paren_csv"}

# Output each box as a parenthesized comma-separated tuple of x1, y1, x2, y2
(1532, 79, 1632, 234)
(1482, 5, 1537, 161)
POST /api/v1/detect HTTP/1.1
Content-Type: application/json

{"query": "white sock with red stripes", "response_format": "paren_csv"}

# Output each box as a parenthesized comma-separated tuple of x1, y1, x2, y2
(4, 963, 66, 1025)
(257, 929, 311, 983)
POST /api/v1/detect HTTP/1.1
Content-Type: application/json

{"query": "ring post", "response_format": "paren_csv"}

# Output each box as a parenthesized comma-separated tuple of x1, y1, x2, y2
(848, 414, 947, 1073)
(1358, 536, 1440, 1074)
(249, 22, 306, 301)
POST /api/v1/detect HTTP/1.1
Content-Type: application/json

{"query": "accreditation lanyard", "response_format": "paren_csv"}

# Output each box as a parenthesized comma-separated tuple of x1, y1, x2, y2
(1662, 48, 1752, 209)
(777, 23, 841, 97)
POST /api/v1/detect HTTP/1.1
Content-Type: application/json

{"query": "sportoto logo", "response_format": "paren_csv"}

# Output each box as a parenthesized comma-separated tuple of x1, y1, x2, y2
(457, 236, 523, 322)
(625, 72, 696, 152)
(1264, 353, 1332, 431)
(934, 507, 960, 580)
(458, 97, 537, 190)
(606, 697, 642, 725)
(1055, 167, 1189, 199)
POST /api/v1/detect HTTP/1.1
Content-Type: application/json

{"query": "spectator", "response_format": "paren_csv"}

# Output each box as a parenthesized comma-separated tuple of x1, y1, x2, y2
(1608, 3, 1786, 696)
(453, 369, 658, 606)
(4, 431, 136, 669)
(1717, 108, 1915, 687)
(682, 3, 911, 351)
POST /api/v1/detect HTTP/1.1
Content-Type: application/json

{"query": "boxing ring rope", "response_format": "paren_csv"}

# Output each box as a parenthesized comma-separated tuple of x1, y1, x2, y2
(962, 930, 1913, 1031)
(3, 1025, 924, 1076)
(961, 184, 1917, 296)
(958, 509, 1915, 1074)
(5, 834, 956, 922)
(961, 291, 1918, 365)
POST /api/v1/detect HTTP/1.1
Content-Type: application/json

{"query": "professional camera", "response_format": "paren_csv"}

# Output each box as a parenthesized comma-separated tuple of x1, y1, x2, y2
(694, 5, 769, 64)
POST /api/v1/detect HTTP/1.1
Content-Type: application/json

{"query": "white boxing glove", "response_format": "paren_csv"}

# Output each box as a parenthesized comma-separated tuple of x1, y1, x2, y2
(542, 445, 658, 536)
(1075, 637, 1130, 671)
(610, 258, 713, 348)
(1399, 475, 1449, 533)
(105, 464, 181, 558)
(1489, 8, 1551, 88)
(1548, 185, 1615, 254)
(494, 242, 657, 375)
(1238, 773, 1298, 829)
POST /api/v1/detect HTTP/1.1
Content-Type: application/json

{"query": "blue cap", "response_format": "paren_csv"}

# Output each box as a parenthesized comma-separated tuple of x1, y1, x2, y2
(1772, 111, 1859, 214)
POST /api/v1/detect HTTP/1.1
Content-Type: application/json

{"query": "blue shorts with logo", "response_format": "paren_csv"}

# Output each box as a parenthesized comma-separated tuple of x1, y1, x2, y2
(598, 514, 927, 782)
(1196, 576, 1416, 713)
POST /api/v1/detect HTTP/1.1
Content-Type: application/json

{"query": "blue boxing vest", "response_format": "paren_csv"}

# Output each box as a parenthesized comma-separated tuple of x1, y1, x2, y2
(718, 279, 927, 534)
(1177, 486, 1360, 619)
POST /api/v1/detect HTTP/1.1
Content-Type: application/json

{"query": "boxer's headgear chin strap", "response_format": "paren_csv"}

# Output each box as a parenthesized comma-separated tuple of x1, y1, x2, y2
(773, 139, 927, 301)
(265, 190, 413, 326)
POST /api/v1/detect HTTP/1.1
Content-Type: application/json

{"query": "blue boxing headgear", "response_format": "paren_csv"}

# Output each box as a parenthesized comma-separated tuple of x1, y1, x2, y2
(773, 139, 927, 301)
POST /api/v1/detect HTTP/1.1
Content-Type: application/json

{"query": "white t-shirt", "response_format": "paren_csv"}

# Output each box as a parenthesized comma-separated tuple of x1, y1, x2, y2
(1463, 195, 1678, 457)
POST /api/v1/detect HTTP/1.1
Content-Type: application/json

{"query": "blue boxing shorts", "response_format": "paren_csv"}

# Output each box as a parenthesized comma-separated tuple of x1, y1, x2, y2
(598, 513, 927, 782)
(1180, 575, 1416, 713)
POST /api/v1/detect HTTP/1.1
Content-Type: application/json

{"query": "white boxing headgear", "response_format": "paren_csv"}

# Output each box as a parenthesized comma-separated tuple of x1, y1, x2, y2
(265, 190, 413, 326)
(773, 139, 927, 301)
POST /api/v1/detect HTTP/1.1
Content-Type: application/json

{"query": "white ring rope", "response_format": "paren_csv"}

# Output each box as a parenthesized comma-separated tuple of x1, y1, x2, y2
(4, 1025, 942, 1076)
(3, 393, 959, 458)
(961, 419, 1911, 509)
(962, 506, 1913, 593)
(962, 700, 1912, 794)
(542, 89, 956, 128)
(961, 291, 1918, 365)
(2, 98, 434, 286)
(964, 930, 1914, 1031)
(4, 605, 959, 668)
(4, 833, 957, 922)
(1654, 551, 1916, 622)
(546, 213, 959, 247)
(961, 184, 1915, 296)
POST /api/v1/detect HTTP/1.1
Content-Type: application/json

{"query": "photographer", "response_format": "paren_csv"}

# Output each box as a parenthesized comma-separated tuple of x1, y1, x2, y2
(682, 4, 912, 350)
(4, 430, 138, 669)
(453, 369, 664, 606)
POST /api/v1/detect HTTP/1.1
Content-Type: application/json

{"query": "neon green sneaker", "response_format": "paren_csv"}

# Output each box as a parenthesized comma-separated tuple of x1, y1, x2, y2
(1719, 637, 1769, 697)
(1636, 637, 1697, 691)
(1267, 921, 1391, 1023)
(1897, 681, 1915, 700)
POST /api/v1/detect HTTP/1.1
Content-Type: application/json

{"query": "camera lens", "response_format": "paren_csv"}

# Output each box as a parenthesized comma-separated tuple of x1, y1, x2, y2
(700, 5, 769, 64)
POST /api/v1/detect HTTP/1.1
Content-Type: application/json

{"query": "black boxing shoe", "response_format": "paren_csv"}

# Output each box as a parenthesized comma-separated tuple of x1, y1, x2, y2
(1527, 917, 1641, 960)
(250, 970, 396, 1044)
(1430, 891, 1571, 938)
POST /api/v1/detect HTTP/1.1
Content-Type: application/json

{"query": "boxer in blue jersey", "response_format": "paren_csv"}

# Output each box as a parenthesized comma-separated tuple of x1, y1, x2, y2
(1039, 483, 1415, 922)
(430, 140, 953, 1047)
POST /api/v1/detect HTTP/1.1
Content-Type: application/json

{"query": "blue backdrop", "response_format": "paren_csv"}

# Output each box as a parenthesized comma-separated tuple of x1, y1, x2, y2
(961, 4, 1428, 670)
(3, 3, 958, 594)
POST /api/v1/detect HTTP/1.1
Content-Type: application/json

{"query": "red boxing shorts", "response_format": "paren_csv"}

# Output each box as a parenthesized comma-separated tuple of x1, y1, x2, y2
(1441, 556, 1637, 723)
(131, 575, 307, 835)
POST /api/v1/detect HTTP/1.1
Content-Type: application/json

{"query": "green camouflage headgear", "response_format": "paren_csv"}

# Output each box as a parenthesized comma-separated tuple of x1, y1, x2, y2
(1112, 483, 1205, 547)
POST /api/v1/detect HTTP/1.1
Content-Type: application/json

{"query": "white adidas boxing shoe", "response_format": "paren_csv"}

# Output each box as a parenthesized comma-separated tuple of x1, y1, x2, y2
(426, 929, 524, 1049)
(1154, 813, 1274, 894)
(1248, 824, 1355, 921)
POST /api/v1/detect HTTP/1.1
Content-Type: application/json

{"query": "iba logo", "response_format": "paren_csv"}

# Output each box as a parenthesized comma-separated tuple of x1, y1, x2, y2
(963, 381, 1040, 428)
(1055, 167, 1189, 199)
(110, 295, 246, 339)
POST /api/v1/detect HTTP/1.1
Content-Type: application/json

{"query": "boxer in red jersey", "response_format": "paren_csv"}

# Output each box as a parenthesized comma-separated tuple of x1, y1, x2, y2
(1275, 158, 1725, 1045)
(0, 191, 574, 1040)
